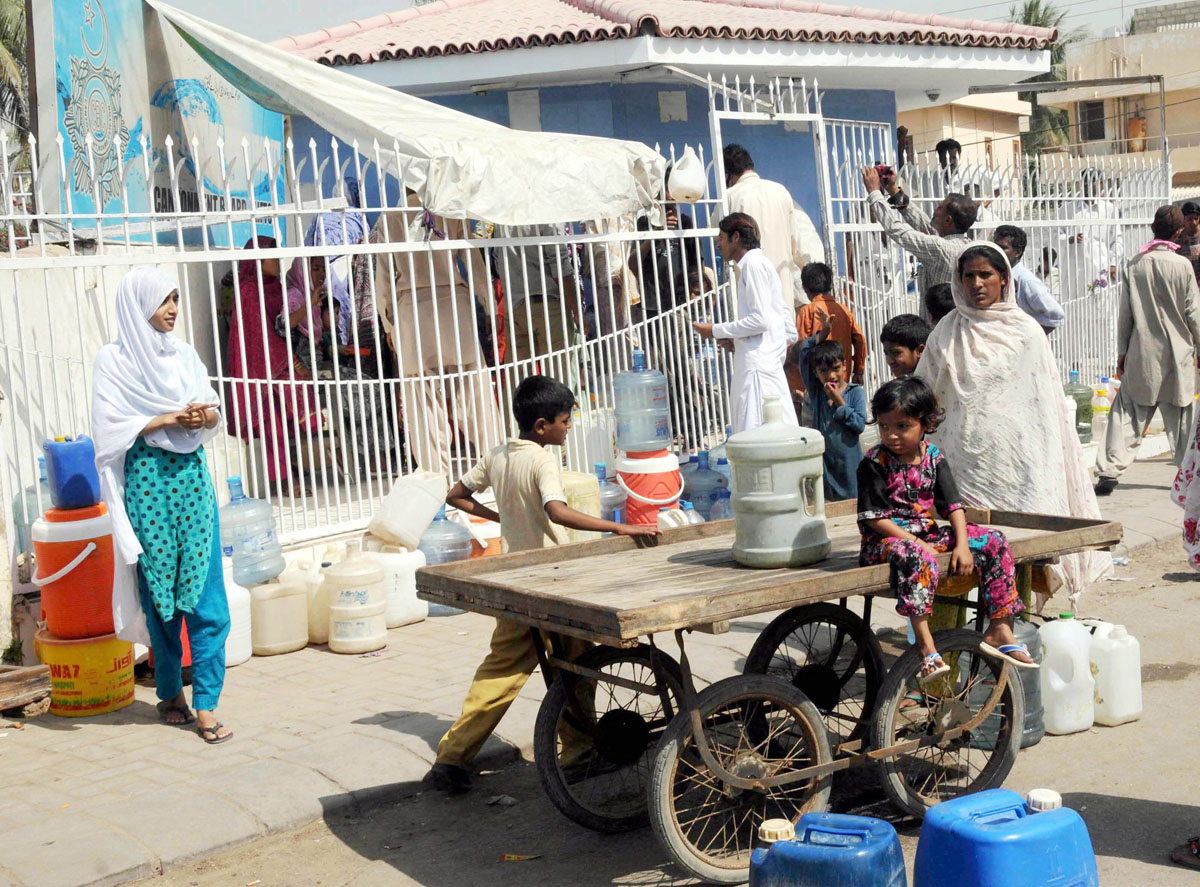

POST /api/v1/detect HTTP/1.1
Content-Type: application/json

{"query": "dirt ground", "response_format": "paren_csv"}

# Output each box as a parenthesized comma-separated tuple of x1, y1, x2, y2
(137, 538, 1200, 887)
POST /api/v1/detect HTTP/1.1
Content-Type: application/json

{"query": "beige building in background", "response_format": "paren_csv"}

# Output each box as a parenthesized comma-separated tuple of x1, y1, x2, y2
(898, 92, 1031, 170)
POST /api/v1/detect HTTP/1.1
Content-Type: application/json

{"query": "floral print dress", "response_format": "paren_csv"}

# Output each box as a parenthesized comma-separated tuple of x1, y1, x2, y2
(857, 442, 1022, 619)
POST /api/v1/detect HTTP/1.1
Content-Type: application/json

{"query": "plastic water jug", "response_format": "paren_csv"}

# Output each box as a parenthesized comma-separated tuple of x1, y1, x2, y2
(679, 455, 698, 490)
(1088, 621, 1141, 726)
(595, 462, 627, 530)
(968, 617, 1043, 750)
(219, 477, 286, 586)
(11, 457, 49, 553)
(727, 396, 830, 568)
(223, 563, 252, 667)
(683, 450, 728, 519)
(367, 470, 448, 550)
(43, 436, 101, 510)
(363, 539, 428, 628)
(31, 504, 116, 639)
(715, 457, 732, 485)
(1039, 613, 1094, 735)
(323, 548, 387, 654)
(749, 813, 905, 887)
(914, 789, 1098, 887)
(616, 450, 683, 525)
(250, 576, 309, 656)
(666, 145, 705, 203)
(1091, 378, 1111, 441)
(657, 506, 689, 530)
(614, 348, 670, 451)
(1064, 370, 1093, 444)
(563, 470, 602, 544)
(299, 561, 330, 644)
(419, 507, 473, 615)
(681, 500, 705, 525)
(709, 489, 733, 521)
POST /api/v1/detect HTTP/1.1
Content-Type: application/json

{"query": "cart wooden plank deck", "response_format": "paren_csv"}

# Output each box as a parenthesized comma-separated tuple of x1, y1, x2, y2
(416, 503, 1122, 884)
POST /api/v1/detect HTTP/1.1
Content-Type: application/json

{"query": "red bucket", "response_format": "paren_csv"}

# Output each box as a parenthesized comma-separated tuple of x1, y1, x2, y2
(33, 504, 116, 639)
(615, 450, 683, 526)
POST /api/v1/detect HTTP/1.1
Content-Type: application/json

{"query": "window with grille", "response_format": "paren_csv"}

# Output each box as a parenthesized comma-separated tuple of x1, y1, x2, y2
(1079, 101, 1106, 141)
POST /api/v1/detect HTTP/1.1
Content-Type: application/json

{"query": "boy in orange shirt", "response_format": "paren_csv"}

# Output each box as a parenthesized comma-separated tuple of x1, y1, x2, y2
(789, 263, 867, 420)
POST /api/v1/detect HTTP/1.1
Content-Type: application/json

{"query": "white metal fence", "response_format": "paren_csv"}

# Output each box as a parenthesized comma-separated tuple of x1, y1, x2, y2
(0, 131, 731, 558)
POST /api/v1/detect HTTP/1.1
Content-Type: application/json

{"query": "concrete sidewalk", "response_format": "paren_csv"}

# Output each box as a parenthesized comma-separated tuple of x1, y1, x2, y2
(0, 454, 1184, 887)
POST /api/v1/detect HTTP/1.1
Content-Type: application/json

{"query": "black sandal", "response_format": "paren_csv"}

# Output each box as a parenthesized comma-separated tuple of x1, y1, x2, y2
(1172, 837, 1200, 870)
(157, 700, 195, 725)
(197, 722, 234, 745)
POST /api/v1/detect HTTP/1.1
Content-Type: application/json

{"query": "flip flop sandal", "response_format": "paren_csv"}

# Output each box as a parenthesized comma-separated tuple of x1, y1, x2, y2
(918, 653, 951, 686)
(1172, 837, 1200, 870)
(979, 642, 1040, 670)
(899, 692, 926, 711)
(197, 722, 234, 745)
(157, 700, 195, 725)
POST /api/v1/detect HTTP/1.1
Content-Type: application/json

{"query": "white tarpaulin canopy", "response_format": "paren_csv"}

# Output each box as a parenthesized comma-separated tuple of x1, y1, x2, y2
(148, 1, 665, 226)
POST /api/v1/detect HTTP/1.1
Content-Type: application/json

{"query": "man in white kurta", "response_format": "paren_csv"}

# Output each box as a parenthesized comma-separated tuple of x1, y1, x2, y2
(693, 213, 799, 433)
(724, 144, 815, 308)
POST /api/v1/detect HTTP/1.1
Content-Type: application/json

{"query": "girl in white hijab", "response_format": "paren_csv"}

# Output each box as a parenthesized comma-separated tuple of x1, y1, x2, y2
(916, 243, 1111, 603)
(93, 267, 233, 743)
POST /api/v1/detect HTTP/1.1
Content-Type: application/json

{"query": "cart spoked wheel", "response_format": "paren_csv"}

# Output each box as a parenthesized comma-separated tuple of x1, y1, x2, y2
(871, 628, 1025, 819)
(648, 675, 833, 884)
(743, 602, 885, 749)
(534, 644, 684, 833)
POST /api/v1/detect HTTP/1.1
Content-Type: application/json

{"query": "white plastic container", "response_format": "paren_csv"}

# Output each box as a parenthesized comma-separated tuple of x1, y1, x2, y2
(223, 563, 252, 667)
(363, 539, 428, 628)
(219, 476, 286, 586)
(323, 549, 387, 654)
(300, 561, 329, 644)
(1089, 621, 1142, 726)
(250, 576, 309, 656)
(367, 470, 448, 551)
(726, 396, 831, 568)
(1038, 613, 1095, 735)
(563, 470, 602, 544)
(681, 501, 705, 525)
(657, 506, 689, 529)
(614, 348, 670, 452)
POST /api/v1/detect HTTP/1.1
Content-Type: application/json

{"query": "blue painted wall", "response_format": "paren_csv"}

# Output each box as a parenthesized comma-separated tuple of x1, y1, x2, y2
(292, 82, 896, 240)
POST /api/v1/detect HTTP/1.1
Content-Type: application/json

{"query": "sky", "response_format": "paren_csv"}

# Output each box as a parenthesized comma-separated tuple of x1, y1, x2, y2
(168, 0, 1157, 44)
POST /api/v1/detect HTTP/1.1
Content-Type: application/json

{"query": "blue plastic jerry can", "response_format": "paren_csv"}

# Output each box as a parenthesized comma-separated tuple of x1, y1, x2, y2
(914, 789, 1098, 887)
(42, 436, 101, 511)
(750, 812, 906, 887)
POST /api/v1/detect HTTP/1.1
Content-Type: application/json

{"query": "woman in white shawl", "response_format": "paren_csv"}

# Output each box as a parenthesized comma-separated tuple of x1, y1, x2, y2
(93, 267, 233, 744)
(917, 243, 1111, 603)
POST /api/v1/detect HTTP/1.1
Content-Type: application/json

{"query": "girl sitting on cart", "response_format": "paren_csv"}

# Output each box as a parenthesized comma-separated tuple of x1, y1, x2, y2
(856, 377, 1038, 684)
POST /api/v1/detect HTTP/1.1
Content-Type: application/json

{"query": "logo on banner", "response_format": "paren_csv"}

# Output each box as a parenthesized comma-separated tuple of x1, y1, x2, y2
(62, 0, 130, 209)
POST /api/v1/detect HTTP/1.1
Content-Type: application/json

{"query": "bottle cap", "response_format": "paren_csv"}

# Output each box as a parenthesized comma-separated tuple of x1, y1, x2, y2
(682, 501, 694, 510)
(1059, 612, 1074, 620)
(1026, 788, 1063, 812)
(758, 819, 795, 843)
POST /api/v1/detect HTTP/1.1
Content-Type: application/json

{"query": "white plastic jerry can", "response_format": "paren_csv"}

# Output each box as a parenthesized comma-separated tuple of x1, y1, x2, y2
(1038, 613, 1095, 735)
(1089, 622, 1142, 727)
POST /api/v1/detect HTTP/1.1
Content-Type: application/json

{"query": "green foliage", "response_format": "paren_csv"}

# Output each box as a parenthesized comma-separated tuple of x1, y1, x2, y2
(1009, 0, 1088, 152)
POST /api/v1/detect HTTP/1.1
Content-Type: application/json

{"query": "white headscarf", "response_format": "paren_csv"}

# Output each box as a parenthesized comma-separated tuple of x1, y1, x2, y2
(916, 242, 1110, 604)
(92, 267, 221, 644)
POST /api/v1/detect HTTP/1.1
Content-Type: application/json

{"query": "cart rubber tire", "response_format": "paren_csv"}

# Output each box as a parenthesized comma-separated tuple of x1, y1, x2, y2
(743, 602, 885, 748)
(871, 628, 1025, 820)
(534, 644, 684, 833)
(648, 674, 833, 884)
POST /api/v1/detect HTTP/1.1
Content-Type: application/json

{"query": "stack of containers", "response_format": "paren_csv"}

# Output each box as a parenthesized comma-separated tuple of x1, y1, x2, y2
(613, 349, 682, 525)
(31, 437, 135, 717)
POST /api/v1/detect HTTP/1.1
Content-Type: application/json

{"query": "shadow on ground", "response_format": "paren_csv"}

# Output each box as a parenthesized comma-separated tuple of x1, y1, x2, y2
(1064, 792, 1200, 870)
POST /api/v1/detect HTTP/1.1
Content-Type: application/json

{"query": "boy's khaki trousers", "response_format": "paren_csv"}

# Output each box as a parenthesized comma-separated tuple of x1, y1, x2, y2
(436, 618, 591, 769)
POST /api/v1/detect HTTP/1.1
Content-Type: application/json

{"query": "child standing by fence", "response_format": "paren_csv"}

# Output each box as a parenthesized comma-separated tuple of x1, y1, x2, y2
(857, 377, 1036, 683)
(798, 314, 865, 501)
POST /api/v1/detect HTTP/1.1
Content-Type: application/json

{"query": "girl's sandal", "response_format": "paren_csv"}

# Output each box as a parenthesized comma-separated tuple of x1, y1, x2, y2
(1172, 837, 1200, 870)
(918, 652, 951, 686)
(197, 722, 234, 745)
(979, 642, 1040, 670)
(899, 691, 925, 711)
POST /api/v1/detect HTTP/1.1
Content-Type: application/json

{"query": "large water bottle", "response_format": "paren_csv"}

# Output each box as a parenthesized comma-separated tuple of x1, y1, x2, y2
(714, 457, 732, 485)
(219, 476, 286, 586)
(595, 462, 627, 531)
(709, 490, 733, 521)
(614, 348, 670, 452)
(684, 450, 728, 520)
(418, 506, 474, 616)
(1064, 370, 1093, 444)
(11, 457, 49, 553)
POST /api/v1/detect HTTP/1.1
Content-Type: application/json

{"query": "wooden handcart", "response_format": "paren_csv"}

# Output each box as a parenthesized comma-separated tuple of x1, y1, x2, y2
(417, 502, 1121, 884)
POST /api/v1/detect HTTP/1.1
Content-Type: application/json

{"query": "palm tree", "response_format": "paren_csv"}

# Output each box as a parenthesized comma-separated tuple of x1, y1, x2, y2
(0, 0, 25, 136)
(1010, 0, 1087, 152)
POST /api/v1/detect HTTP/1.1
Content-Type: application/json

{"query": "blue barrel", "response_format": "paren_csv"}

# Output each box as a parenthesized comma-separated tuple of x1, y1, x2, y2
(914, 789, 1098, 887)
(750, 813, 905, 887)
(42, 437, 101, 511)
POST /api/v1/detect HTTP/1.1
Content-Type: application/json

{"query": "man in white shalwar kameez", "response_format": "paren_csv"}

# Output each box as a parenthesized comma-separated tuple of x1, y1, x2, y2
(694, 213, 799, 433)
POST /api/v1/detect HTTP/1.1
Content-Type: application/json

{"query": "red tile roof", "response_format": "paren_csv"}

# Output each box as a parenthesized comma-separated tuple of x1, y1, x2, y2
(274, 0, 1056, 66)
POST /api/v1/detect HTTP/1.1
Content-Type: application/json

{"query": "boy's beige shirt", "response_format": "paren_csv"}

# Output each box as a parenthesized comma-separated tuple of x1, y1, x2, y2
(461, 439, 568, 552)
